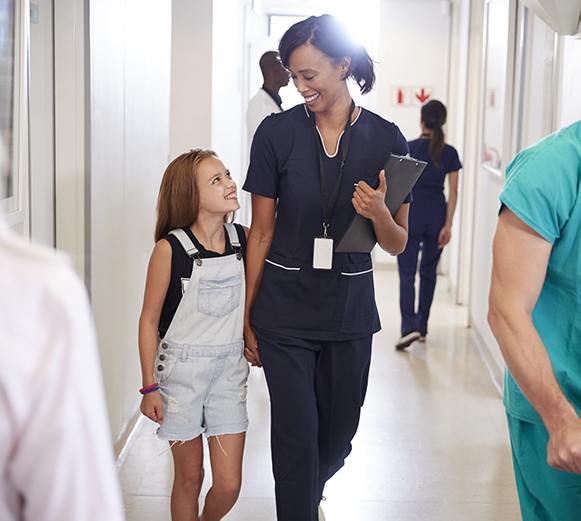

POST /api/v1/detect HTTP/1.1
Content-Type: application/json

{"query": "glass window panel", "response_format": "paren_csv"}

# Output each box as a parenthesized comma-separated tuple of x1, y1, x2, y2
(518, 9, 555, 151)
(482, 0, 509, 172)
(0, 0, 15, 210)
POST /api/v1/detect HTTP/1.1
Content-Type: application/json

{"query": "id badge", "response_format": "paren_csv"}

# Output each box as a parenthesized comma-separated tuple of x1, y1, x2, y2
(313, 237, 334, 270)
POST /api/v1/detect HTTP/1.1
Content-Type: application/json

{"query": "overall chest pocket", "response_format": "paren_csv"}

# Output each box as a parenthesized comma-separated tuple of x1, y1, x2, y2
(198, 272, 242, 318)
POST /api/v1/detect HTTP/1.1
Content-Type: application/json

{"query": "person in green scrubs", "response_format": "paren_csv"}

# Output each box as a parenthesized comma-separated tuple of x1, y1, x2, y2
(489, 120, 581, 520)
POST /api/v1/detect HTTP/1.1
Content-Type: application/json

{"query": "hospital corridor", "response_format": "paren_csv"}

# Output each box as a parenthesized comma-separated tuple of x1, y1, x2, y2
(118, 269, 520, 520)
(1, 0, 581, 520)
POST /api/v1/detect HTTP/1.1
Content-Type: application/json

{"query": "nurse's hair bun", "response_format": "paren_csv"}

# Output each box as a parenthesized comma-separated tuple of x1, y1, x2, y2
(278, 14, 375, 95)
(421, 100, 447, 167)
(421, 100, 447, 130)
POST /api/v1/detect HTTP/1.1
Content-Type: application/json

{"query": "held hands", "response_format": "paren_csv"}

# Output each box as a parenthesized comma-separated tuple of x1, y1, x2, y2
(140, 391, 163, 425)
(438, 224, 452, 248)
(352, 170, 390, 222)
(244, 320, 262, 367)
(547, 417, 581, 474)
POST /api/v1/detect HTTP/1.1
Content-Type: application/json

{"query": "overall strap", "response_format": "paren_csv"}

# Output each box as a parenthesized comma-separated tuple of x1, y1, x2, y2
(224, 223, 243, 260)
(168, 229, 202, 265)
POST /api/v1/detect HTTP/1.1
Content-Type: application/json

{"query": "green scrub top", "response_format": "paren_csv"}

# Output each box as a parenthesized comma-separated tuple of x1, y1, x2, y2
(499, 120, 581, 425)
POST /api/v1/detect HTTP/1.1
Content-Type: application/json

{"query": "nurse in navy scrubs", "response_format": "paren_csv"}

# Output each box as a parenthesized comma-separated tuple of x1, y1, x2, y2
(243, 14, 410, 521)
(395, 100, 462, 349)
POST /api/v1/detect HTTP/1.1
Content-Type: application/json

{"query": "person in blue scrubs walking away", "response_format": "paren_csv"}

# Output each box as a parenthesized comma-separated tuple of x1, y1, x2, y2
(243, 14, 411, 521)
(395, 100, 462, 349)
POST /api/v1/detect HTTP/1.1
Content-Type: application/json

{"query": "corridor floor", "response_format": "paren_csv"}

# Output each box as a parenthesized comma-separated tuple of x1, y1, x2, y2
(118, 268, 521, 520)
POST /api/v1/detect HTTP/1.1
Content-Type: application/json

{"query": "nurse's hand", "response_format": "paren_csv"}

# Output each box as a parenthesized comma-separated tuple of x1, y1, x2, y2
(141, 391, 163, 425)
(352, 170, 390, 222)
(438, 224, 452, 248)
(244, 322, 262, 367)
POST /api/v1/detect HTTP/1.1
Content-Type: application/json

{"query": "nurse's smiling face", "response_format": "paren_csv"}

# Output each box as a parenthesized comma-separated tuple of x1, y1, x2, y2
(287, 44, 351, 114)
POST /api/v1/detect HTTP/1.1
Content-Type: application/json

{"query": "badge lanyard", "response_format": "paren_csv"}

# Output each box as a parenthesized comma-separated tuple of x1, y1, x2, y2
(309, 100, 355, 269)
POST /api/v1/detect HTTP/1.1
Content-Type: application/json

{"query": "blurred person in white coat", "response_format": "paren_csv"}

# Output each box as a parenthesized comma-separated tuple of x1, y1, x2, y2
(246, 51, 290, 145)
(0, 156, 125, 520)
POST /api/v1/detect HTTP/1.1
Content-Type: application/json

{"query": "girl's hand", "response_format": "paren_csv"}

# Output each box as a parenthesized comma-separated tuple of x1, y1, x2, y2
(352, 170, 390, 222)
(244, 321, 262, 367)
(438, 224, 452, 248)
(140, 391, 164, 424)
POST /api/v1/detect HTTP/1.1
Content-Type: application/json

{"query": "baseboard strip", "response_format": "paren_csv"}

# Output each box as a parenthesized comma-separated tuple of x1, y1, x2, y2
(470, 325, 503, 396)
(114, 404, 141, 464)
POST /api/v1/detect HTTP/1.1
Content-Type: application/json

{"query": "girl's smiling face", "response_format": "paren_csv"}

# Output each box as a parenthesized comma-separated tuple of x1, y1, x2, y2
(287, 43, 351, 114)
(196, 156, 240, 217)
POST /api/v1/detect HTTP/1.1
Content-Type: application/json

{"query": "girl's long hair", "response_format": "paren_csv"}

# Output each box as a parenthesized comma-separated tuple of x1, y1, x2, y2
(154, 149, 233, 242)
(278, 14, 375, 95)
(421, 100, 447, 168)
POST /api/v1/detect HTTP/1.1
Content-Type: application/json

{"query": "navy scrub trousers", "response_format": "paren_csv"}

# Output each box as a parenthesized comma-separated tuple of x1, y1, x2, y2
(397, 204, 445, 336)
(255, 327, 372, 521)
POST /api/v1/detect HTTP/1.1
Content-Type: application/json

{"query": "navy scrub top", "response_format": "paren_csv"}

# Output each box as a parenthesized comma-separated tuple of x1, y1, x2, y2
(407, 138, 462, 224)
(244, 104, 409, 341)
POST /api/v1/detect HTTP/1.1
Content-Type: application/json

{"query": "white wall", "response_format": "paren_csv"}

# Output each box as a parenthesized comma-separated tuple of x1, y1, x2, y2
(212, 0, 245, 217)
(373, 0, 452, 266)
(469, 0, 519, 374)
(29, 0, 55, 248)
(241, 8, 277, 226)
(456, 0, 485, 319)
(469, 170, 505, 370)
(446, 0, 471, 302)
(170, 0, 213, 159)
(375, 0, 451, 141)
(518, 12, 556, 150)
(3, 1, 29, 235)
(89, 0, 172, 441)
(465, 5, 581, 378)
(170, 0, 256, 227)
(54, 0, 87, 278)
(554, 35, 581, 130)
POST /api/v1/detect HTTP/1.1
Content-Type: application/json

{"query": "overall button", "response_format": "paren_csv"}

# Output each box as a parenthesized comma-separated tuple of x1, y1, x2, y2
(161, 343, 168, 349)
(159, 354, 166, 361)
(157, 365, 164, 371)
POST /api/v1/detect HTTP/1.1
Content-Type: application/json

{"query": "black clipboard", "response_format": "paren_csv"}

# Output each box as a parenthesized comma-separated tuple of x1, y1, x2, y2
(334, 154, 427, 253)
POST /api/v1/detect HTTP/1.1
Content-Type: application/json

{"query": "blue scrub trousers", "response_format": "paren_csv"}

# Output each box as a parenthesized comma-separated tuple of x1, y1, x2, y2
(397, 209, 444, 336)
(506, 412, 581, 520)
(255, 327, 372, 521)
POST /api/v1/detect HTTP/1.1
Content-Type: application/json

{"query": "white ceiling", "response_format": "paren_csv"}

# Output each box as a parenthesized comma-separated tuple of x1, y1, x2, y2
(259, 0, 340, 16)
(259, 0, 581, 35)
(518, 0, 579, 35)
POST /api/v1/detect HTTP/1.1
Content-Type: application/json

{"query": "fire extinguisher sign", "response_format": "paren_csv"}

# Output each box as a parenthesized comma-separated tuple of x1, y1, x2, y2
(391, 86, 433, 107)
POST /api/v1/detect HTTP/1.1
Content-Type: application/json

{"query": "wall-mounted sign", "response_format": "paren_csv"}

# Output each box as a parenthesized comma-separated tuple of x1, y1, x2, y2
(391, 86, 434, 107)
(391, 86, 411, 106)
(412, 86, 433, 105)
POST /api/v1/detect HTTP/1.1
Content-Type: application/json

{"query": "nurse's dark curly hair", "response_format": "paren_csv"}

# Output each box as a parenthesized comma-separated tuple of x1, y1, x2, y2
(421, 100, 447, 168)
(278, 14, 375, 95)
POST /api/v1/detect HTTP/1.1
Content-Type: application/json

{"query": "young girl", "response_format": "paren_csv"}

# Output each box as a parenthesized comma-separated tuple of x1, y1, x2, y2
(138, 149, 249, 521)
